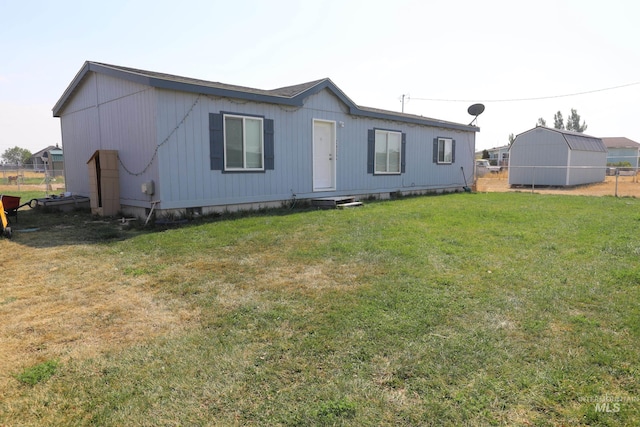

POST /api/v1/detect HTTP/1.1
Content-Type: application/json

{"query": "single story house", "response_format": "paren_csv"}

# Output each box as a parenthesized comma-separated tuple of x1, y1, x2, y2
(53, 61, 479, 217)
(509, 126, 607, 187)
(476, 144, 509, 167)
(602, 137, 640, 169)
(31, 145, 64, 176)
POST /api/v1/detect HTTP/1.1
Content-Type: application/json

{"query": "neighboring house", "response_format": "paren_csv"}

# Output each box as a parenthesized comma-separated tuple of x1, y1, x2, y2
(31, 145, 64, 175)
(602, 137, 640, 168)
(509, 126, 607, 187)
(485, 145, 509, 167)
(53, 61, 479, 217)
(475, 145, 509, 166)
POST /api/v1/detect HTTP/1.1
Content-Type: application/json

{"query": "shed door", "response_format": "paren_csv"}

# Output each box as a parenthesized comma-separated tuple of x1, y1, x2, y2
(313, 120, 336, 191)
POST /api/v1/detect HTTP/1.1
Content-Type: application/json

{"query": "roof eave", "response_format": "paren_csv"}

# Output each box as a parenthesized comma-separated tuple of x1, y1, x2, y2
(149, 77, 302, 106)
(353, 107, 479, 132)
(294, 79, 478, 132)
(52, 61, 91, 117)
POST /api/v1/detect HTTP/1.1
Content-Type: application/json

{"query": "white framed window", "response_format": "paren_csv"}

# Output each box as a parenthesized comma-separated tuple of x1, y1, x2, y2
(224, 115, 264, 170)
(437, 138, 453, 164)
(375, 130, 402, 174)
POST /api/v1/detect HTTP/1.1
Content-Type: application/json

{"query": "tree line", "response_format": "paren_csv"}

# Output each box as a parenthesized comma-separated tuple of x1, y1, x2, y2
(1, 146, 32, 165)
(508, 108, 588, 145)
(536, 108, 588, 133)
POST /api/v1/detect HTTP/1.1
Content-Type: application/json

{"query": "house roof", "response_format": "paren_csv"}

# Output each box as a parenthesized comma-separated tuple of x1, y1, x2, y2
(474, 145, 509, 157)
(516, 126, 607, 152)
(53, 61, 479, 133)
(31, 145, 63, 158)
(486, 144, 509, 152)
(601, 137, 640, 149)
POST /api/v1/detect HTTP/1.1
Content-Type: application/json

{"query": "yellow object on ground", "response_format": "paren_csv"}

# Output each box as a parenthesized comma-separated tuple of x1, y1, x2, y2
(0, 199, 11, 238)
(0, 199, 7, 229)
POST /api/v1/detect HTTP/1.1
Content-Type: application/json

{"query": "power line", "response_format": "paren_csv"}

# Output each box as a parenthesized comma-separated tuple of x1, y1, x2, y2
(409, 81, 640, 103)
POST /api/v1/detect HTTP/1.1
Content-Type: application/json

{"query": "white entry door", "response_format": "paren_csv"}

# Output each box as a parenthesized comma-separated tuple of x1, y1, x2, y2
(313, 120, 336, 191)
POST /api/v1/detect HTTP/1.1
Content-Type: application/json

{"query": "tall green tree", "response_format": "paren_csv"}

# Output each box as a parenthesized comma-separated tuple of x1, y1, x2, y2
(566, 108, 588, 132)
(1, 146, 32, 165)
(553, 111, 565, 130)
(521, 109, 589, 142)
(508, 133, 515, 145)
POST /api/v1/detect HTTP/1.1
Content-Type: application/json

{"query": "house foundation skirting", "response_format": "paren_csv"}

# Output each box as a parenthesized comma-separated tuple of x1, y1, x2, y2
(119, 186, 464, 221)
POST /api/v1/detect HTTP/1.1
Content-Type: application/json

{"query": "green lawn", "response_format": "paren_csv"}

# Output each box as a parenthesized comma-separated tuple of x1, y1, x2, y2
(2, 192, 640, 426)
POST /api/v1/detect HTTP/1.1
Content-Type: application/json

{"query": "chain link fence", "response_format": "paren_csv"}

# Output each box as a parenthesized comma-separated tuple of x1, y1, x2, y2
(476, 165, 640, 198)
(0, 164, 65, 191)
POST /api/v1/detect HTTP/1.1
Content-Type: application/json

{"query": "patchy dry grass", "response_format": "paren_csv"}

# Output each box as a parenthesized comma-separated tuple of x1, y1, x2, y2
(0, 210, 197, 397)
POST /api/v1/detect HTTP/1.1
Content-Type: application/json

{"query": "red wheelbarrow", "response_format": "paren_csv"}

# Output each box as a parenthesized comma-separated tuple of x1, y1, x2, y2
(1, 195, 21, 221)
(1, 195, 31, 238)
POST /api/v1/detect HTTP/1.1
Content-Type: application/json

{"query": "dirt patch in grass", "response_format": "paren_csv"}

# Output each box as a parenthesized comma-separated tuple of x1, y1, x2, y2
(0, 242, 198, 394)
(477, 172, 640, 197)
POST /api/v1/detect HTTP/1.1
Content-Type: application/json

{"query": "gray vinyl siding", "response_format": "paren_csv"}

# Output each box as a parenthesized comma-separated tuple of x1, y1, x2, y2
(58, 73, 101, 196)
(154, 89, 475, 209)
(61, 73, 99, 115)
(58, 72, 158, 204)
(509, 129, 569, 186)
(607, 148, 640, 167)
(567, 150, 607, 185)
(60, 107, 101, 196)
(156, 90, 208, 206)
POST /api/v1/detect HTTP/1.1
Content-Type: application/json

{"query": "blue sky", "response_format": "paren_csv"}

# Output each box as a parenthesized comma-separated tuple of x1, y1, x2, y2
(1, 0, 639, 156)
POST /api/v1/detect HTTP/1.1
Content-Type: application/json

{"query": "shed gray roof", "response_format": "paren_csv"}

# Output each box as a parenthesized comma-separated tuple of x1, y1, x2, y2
(53, 61, 478, 133)
(601, 137, 640, 149)
(517, 126, 607, 152)
(564, 134, 607, 152)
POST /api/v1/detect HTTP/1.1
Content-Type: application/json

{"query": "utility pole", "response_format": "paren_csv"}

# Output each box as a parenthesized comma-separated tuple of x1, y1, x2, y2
(400, 94, 409, 113)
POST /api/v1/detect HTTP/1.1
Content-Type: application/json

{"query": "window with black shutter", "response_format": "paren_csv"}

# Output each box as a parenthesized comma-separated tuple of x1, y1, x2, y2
(367, 128, 406, 174)
(210, 112, 274, 172)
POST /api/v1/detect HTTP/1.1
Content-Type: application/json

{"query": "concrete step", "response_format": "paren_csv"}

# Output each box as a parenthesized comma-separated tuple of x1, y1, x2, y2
(311, 196, 362, 209)
(336, 201, 363, 209)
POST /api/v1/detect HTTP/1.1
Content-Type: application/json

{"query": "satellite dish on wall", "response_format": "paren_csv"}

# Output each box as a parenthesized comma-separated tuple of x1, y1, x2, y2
(467, 103, 485, 126)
